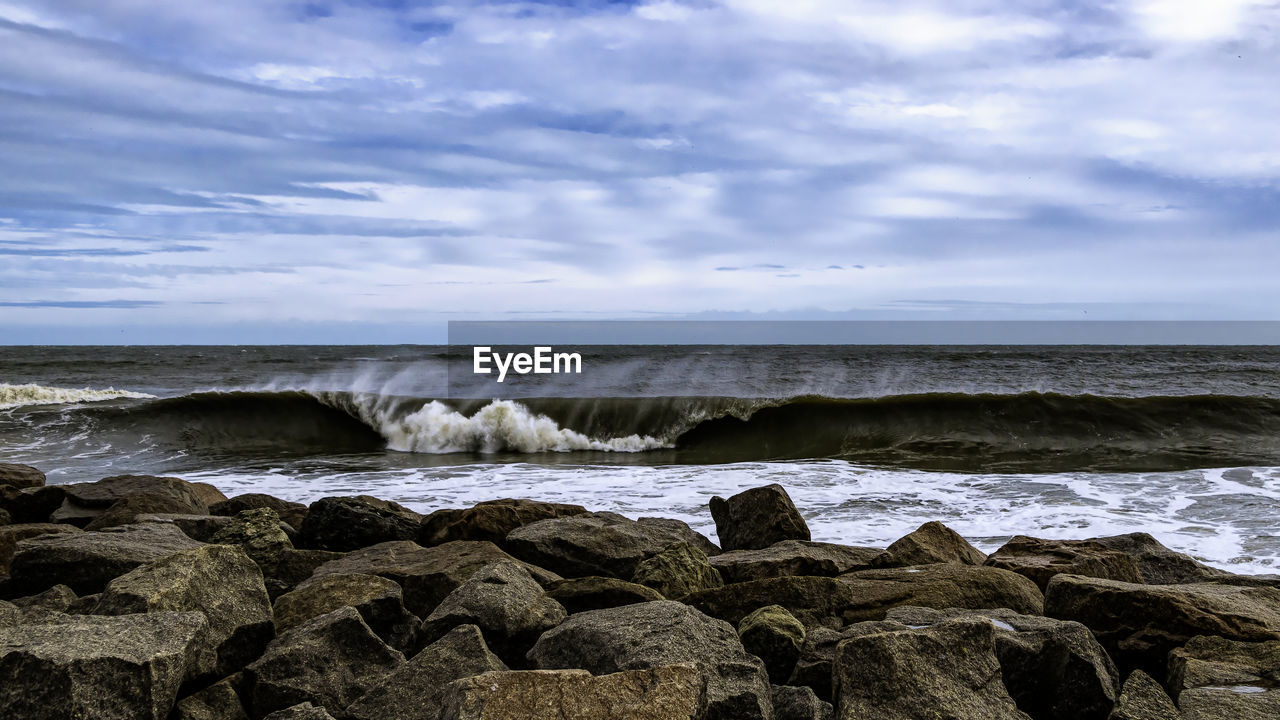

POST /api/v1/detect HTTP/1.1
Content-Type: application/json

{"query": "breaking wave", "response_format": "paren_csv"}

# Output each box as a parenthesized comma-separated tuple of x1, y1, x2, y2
(0, 383, 156, 410)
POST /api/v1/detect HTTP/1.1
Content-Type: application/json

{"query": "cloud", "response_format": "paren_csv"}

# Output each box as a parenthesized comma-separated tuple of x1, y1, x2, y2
(1, 0, 1279, 341)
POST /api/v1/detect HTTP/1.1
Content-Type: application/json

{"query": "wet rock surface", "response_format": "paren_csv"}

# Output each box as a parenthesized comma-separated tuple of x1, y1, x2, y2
(710, 483, 810, 551)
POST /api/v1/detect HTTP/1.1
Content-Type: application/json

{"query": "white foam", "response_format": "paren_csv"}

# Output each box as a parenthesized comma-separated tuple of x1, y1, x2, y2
(0, 383, 155, 410)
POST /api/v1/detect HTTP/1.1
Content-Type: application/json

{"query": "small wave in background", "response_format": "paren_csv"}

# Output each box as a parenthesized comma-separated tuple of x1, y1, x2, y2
(0, 383, 155, 410)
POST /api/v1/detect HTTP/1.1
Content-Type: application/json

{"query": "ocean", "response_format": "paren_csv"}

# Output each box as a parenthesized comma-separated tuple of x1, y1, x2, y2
(3, 344, 1279, 573)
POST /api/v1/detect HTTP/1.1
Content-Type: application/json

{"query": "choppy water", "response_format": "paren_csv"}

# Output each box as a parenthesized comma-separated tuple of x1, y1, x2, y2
(3, 345, 1280, 572)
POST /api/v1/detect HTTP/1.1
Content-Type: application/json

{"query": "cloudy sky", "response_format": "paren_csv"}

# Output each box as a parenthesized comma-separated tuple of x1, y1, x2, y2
(1, 0, 1278, 342)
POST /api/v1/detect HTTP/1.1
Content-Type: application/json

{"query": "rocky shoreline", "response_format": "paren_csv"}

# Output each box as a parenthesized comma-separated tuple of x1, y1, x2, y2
(2, 461, 1278, 719)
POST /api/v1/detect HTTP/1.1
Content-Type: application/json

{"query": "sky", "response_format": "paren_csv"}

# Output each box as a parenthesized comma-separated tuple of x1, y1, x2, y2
(1, 0, 1279, 343)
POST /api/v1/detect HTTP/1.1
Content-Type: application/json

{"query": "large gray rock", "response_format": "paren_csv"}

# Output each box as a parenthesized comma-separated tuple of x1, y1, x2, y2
(420, 498, 588, 546)
(546, 576, 666, 613)
(872, 521, 987, 567)
(987, 533, 1230, 591)
(0, 522, 81, 575)
(345, 624, 509, 720)
(211, 494, 308, 531)
(138, 513, 234, 542)
(8, 522, 204, 594)
(506, 512, 718, 579)
(685, 565, 1044, 629)
(54, 475, 209, 528)
(437, 665, 706, 720)
(211, 508, 294, 569)
(244, 607, 404, 718)
(10, 584, 78, 620)
(772, 685, 833, 720)
(0, 484, 64, 524)
(0, 463, 44, 490)
(258, 547, 344, 602)
(273, 573, 420, 654)
(173, 675, 249, 720)
(298, 496, 421, 552)
(95, 544, 273, 677)
(423, 561, 567, 666)
(632, 541, 724, 598)
(886, 606, 1118, 720)
(0, 611, 208, 719)
(85, 492, 212, 531)
(787, 626, 843, 701)
(528, 600, 773, 720)
(1045, 574, 1280, 678)
(739, 604, 805, 684)
(1107, 670, 1178, 720)
(710, 540, 879, 584)
(1168, 635, 1280, 720)
(710, 484, 809, 551)
(833, 617, 1031, 720)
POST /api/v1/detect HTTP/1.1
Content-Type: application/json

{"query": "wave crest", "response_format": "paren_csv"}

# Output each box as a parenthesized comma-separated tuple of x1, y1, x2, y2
(0, 383, 156, 410)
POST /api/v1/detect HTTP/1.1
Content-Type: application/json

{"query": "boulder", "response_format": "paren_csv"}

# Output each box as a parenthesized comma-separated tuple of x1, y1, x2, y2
(1168, 635, 1280, 718)
(772, 685, 834, 720)
(10, 584, 78, 620)
(506, 512, 718, 579)
(244, 607, 404, 718)
(86, 492, 215, 531)
(0, 463, 44, 490)
(685, 565, 1043, 629)
(345, 624, 509, 720)
(739, 604, 805, 684)
(787, 626, 843, 701)
(273, 573, 420, 654)
(173, 675, 249, 720)
(546, 576, 666, 613)
(258, 548, 344, 601)
(1106, 670, 1178, 720)
(190, 482, 230, 506)
(420, 498, 588, 546)
(833, 617, 1031, 720)
(138, 513, 234, 542)
(95, 544, 273, 677)
(1045, 574, 1280, 678)
(211, 508, 294, 568)
(710, 540, 879, 584)
(7, 522, 203, 594)
(0, 523, 81, 575)
(886, 606, 1118, 720)
(872, 521, 986, 567)
(263, 704, 336, 720)
(987, 533, 1229, 591)
(709, 484, 810, 551)
(632, 541, 724, 598)
(0, 484, 64, 523)
(528, 600, 773, 720)
(0, 611, 208, 719)
(211, 494, 308, 531)
(423, 561, 567, 666)
(54, 475, 209, 528)
(298, 496, 421, 552)
(310, 540, 559, 617)
(437, 665, 705, 720)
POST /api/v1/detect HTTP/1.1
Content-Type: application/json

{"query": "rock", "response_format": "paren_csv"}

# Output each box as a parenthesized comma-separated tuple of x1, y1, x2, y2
(212, 508, 294, 568)
(11, 584, 77, 620)
(709, 483, 810, 551)
(506, 512, 718, 579)
(257, 548, 343, 601)
(173, 675, 249, 720)
(190, 482, 230, 507)
(772, 685, 834, 720)
(0, 611, 208, 719)
(872, 521, 986, 567)
(833, 617, 1031, 720)
(710, 540, 879, 583)
(437, 665, 706, 720)
(298, 496, 422, 552)
(310, 540, 559, 617)
(95, 544, 273, 677)
(546, 576, 666, 613)
(86, 492, 213, 531)
(420, 498, 588, 546)
(632, 541, 724, 598)
(8, 522, 203, 594)
(787, 626, 842, 701)
(684, 565, 1044, 629)
(987, 533, 1229, 591)
(54, 475, 209, 528)
(0, 600, 17, 627)
(244, 606, 404, 718)
(0, 523, 81, 575)
(739, 604, 805, 684)
(345, 624, 509, 720)
(1045, 574, 1280, 678)
(138, 513, 234, 542)
(273, 573, 420, 654)
(423, 561, 567, 666)
(1107, 670, 1178, 720)
(886, 606, 1118, 720)
(528, 600, 772, 720)
(0, 463, 44, 489)
(1168, 635, 1280, 719)
(0, 484, 65, 523)
(212, 494, 308, 531)
(262, 703, 337, 720)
